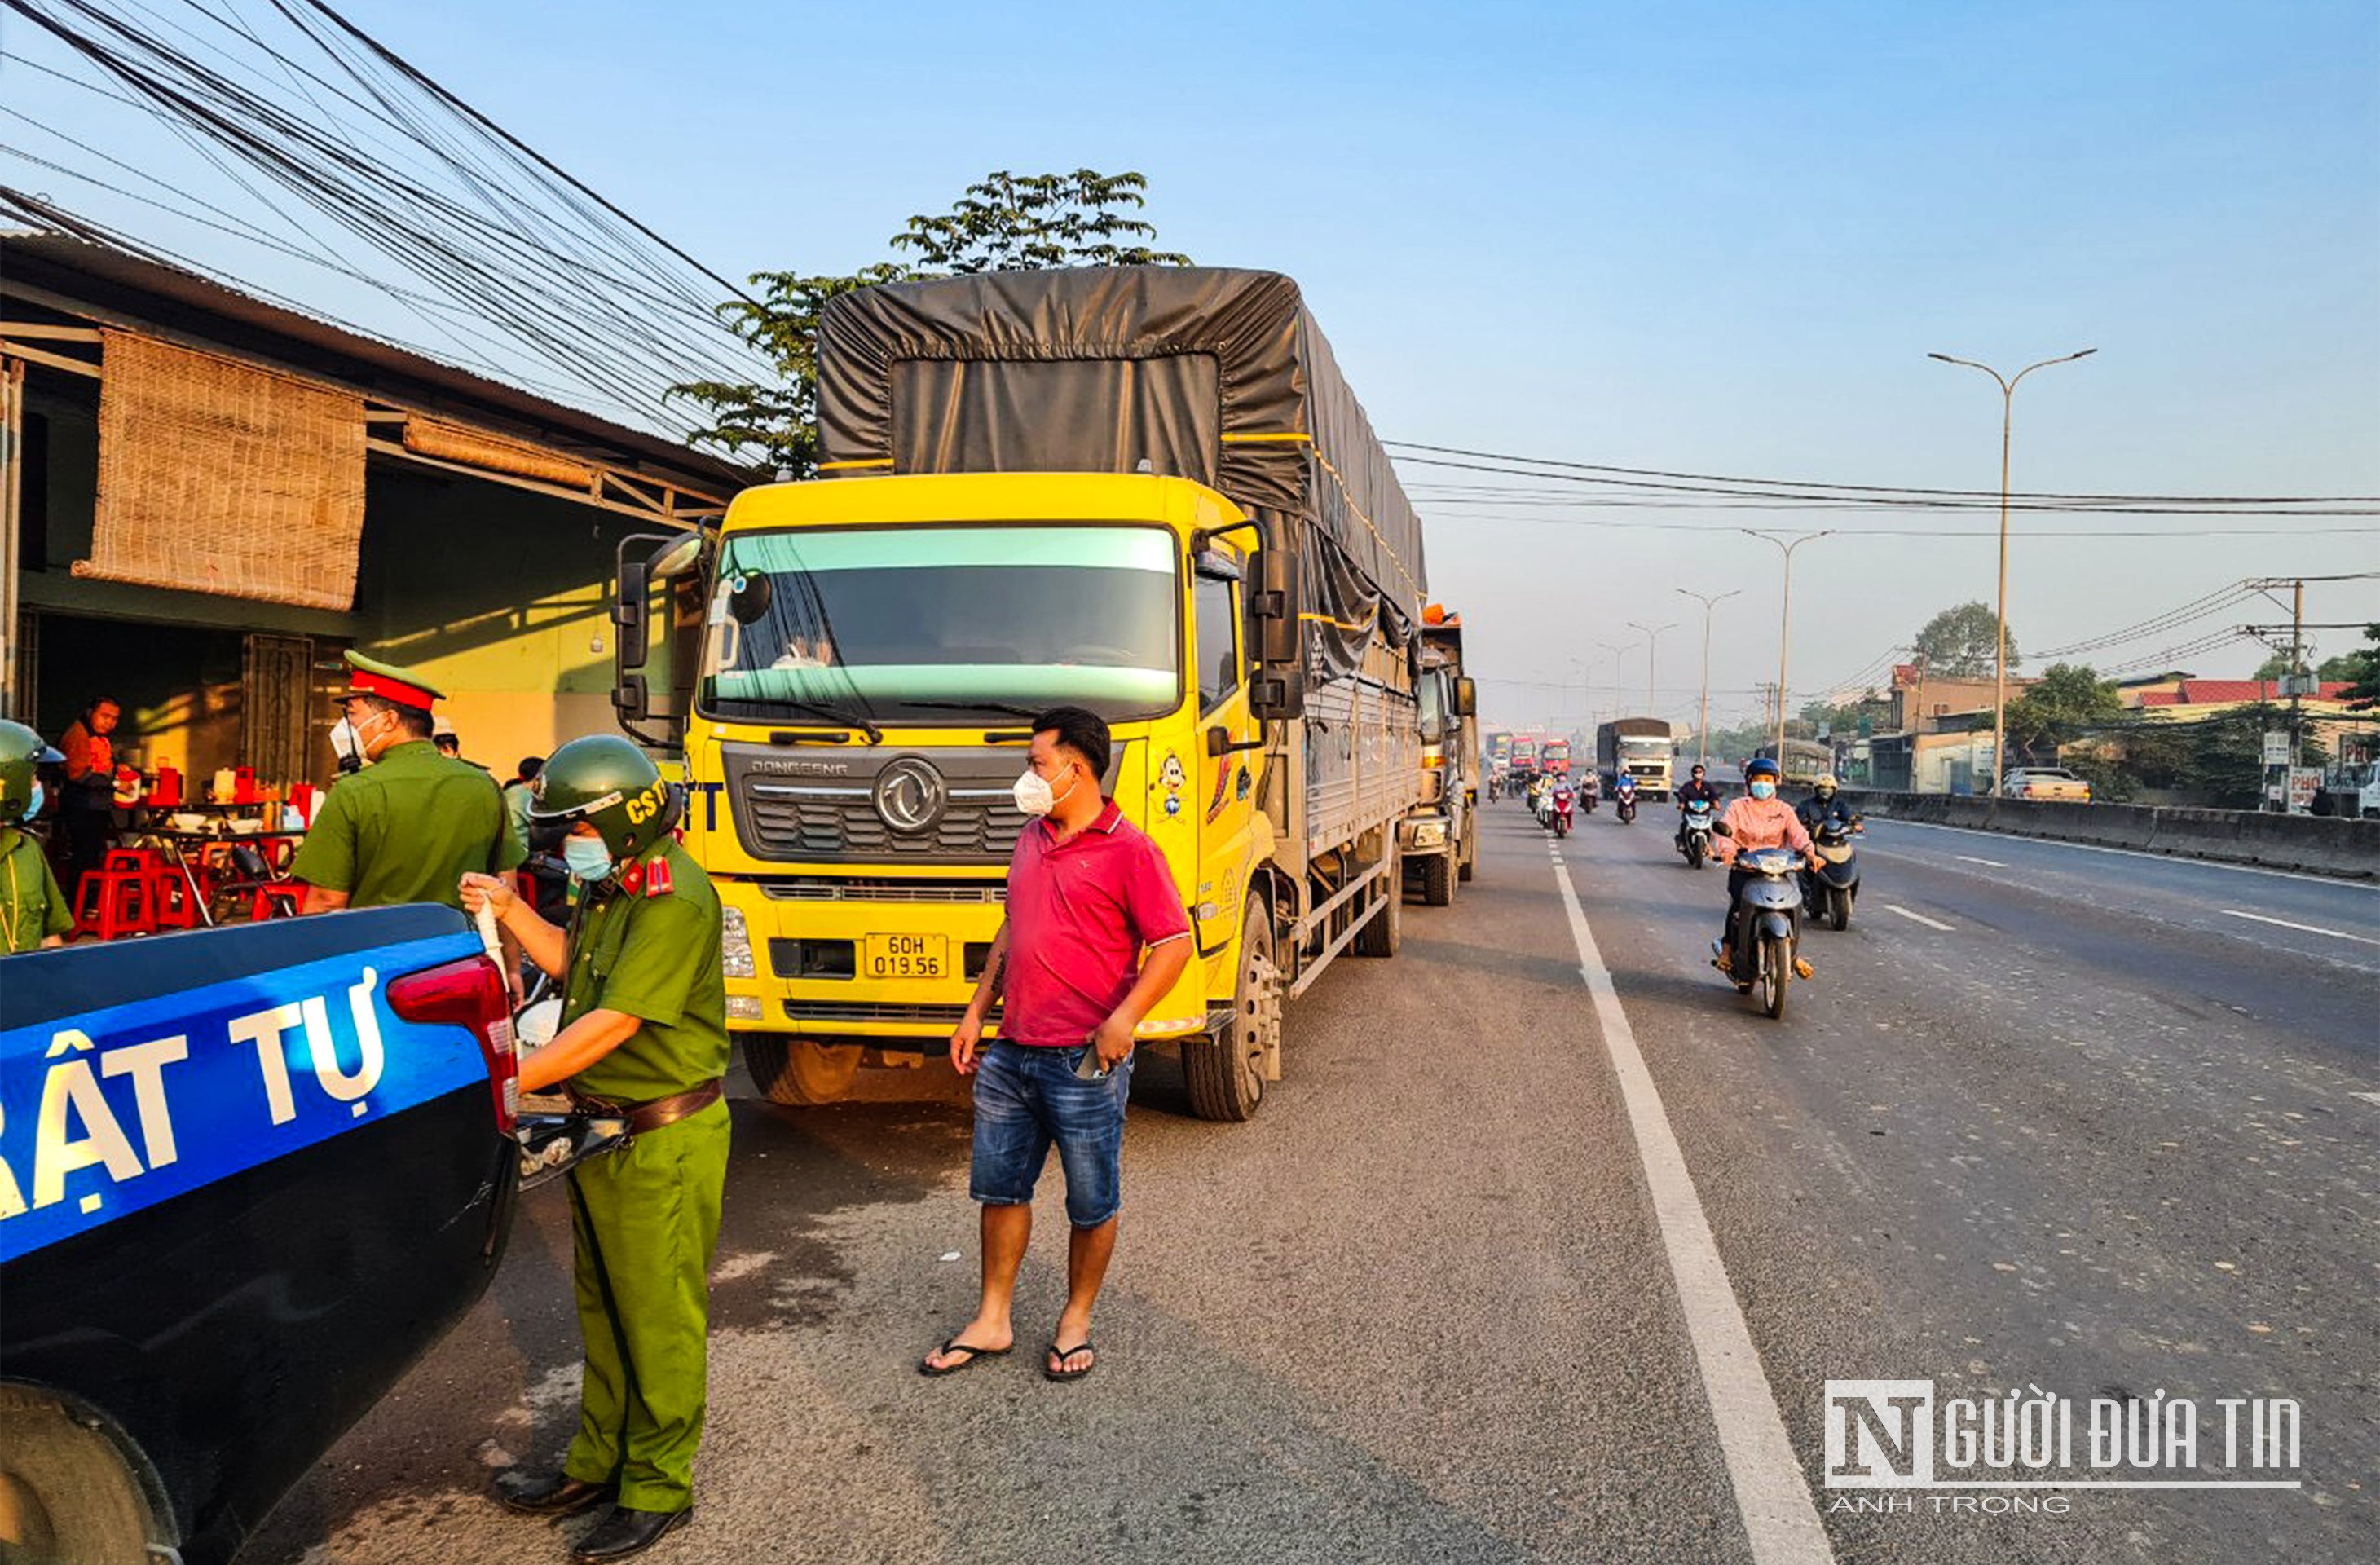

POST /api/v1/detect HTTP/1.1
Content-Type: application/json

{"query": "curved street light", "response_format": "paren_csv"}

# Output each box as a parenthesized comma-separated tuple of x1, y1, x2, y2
(1928, 346, 2096, 791)
(1742, 530, 1833, 763)
(1677, 587, 1742, 766)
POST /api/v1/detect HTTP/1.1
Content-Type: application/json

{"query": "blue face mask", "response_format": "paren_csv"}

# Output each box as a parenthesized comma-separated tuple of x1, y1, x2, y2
(22, 781, 42, 821)
(1749, 780, 1777, 800)
(562, 836, 615, 883)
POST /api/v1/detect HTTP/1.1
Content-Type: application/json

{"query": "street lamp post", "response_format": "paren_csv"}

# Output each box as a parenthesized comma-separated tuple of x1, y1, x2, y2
(1742, 530, 1833, 764)
(1676, 588, 1741, 766)
(1928, 346, 2096, 796)
(1627, 620, 1677, 711)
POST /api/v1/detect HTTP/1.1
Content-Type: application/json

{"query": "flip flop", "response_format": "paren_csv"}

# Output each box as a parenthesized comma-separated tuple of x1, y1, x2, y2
(1044, 1341, 1096, 1382)
(919, 1338, 1012, 1377)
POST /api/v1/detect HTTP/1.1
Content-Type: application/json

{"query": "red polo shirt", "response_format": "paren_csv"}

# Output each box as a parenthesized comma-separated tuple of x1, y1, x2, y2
(1000, 800, 1192, 1047)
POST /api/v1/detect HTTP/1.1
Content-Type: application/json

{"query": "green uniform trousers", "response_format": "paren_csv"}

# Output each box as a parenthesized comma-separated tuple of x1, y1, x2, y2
(561, 1098, 729, 1513)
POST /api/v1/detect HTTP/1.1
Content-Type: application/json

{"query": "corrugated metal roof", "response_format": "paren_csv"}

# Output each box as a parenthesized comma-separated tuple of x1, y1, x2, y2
(2, 227, 756, 496)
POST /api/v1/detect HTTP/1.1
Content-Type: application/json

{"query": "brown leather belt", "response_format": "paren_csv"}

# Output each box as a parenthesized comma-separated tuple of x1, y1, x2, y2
(569, 1078, 723, 1135)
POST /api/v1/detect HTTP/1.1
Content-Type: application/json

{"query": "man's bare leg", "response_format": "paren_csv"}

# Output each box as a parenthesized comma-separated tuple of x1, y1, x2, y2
(923, 1202, 1029, 1371)
(1049, 1215, 1117, 1375)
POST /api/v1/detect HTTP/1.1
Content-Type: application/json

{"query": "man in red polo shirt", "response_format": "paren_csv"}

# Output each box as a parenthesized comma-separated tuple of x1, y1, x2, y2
(921, 707, 1191, 1384)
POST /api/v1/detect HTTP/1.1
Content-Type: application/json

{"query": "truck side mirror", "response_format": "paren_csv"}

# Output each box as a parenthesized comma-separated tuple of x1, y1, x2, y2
(611, 531, 690, 746)
(1246, 534, 1303, 721)
(1455, 677, 1477, 717)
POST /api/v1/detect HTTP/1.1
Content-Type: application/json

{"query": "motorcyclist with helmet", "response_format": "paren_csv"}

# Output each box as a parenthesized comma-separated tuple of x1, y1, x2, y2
(1674, 762, 1723, 851)
(1796, 773, 1857, 835)
(1709, 756, 1814, 980)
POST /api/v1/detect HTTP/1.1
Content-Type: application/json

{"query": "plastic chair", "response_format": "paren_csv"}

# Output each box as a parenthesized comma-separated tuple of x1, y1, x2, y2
(215, 844, 301, 923)
(73, 862, 157, 941)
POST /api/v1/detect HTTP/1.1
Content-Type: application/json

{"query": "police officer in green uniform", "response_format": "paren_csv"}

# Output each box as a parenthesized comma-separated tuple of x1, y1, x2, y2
(460, 734, 727, 1563)
(0, 721, 73, 953)
(291, 651, 523, 912)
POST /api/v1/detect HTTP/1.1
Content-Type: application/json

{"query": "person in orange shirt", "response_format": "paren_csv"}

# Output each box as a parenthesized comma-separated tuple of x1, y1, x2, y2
(1709, 756, 1815, 979)
(55, 694, 121, 902)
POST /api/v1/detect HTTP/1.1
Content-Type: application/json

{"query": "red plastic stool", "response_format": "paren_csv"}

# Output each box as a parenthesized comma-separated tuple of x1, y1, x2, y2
(73, 865, 158, 941)
(148, 862, 202, 930)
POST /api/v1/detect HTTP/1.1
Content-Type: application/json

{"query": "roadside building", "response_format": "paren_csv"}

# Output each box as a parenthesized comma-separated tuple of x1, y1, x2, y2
(2, 224, 746, 790)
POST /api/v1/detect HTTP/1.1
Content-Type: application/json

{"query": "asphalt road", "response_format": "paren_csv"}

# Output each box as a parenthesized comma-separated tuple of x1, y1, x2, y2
(248, 807, 2377, 1565)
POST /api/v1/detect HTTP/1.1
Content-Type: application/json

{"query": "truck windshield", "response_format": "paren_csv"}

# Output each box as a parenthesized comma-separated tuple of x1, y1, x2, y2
(699, 524, 1181, 725)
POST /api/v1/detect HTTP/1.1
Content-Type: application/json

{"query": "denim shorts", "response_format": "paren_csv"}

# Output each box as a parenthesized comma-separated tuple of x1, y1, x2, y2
(969, 1040, 1133, 1228)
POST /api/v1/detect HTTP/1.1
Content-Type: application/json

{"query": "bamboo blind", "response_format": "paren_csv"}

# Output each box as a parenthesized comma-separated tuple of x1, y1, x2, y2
(403, 415, 595, 491)
(82, 330, 367, 611)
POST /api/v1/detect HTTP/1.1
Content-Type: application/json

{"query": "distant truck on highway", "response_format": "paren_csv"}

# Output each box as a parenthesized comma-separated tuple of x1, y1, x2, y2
(1540, 738, 1574, 776)
(0, 907, 528, 1565)
(1597, 717, 1676, 800)
(611, 267, 1438, 1122)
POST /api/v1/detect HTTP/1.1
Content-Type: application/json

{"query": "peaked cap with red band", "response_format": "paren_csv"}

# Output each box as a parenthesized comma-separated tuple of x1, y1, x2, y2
(333, 650, 444, 710)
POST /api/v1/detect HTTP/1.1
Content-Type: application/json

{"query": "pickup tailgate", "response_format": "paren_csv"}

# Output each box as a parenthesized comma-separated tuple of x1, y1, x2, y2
(0, 906, 520, 1565)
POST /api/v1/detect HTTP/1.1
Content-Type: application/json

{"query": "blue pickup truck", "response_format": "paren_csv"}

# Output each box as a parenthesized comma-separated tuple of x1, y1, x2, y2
(0, 906, 527, 1564)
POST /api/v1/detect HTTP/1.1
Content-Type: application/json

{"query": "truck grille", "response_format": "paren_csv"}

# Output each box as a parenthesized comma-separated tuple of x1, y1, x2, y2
(758, 877, 1007, 904)
(785, 1001, 1000, 1026)
(722, 743, 1037, 866)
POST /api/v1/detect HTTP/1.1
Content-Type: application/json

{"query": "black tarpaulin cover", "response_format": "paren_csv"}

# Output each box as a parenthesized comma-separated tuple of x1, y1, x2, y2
(817, 267, 1427, 679)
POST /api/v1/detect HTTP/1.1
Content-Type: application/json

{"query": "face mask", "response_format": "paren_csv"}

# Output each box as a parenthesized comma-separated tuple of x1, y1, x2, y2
(1750, 781, 1777, 800)
(562, 836, 615, 883)
(20, 781, 42, 821)
(1012, 763, 1077, 818)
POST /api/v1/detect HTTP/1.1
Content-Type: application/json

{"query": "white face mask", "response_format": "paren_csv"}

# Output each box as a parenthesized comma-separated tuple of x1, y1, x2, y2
(562, 836, 615, 883)
(329, 716, 367, 769)
(1012, 763, 1078, 818)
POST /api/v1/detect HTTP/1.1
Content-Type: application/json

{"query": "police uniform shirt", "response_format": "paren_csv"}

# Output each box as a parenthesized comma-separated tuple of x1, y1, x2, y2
(289, 739, 526, 909)
(561, 838, 728, 1103)
(0, 826, 72, 952)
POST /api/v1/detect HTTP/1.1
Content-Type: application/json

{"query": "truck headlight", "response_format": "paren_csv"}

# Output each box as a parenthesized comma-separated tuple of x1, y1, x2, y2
(1412, 821, 1448, 848)
(721, 905, 756, 979)
(725, 994, 764, 1022)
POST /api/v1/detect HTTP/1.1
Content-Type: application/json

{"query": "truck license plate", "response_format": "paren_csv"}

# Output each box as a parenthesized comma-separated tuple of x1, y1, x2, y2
(864, 933, 948, 980)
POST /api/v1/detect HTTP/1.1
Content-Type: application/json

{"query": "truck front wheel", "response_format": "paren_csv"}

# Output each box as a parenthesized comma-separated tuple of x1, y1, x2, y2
(1457, 822, 1476, 883)
(1183, 899, 1279, 1122)
(1419, 849, 1455, 906)
(744, 1037, 864, 1105)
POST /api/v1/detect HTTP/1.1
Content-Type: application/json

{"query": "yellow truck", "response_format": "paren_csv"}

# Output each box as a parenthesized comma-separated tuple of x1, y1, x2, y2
(610, 268, 1441, 1120)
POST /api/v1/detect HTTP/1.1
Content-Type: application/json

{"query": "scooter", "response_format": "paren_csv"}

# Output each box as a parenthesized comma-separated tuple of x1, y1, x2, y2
(1677, 798, 1715, 869)
(1580, 775, 1600, 814)
(1802, 816, 1862, 930)
(1550, 783, 1575, 838)
(1615, 782, 1638, 825)
(1720, 844, 1808, 1020)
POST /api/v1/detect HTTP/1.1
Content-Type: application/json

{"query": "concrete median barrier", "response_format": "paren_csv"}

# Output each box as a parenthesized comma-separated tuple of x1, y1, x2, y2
(1839, 790, 2379, 879)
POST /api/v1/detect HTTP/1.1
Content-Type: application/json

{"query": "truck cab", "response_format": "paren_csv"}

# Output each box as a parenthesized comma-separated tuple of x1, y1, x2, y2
(1403, 606, 1479, 906)
(0, 908, 522, 1565)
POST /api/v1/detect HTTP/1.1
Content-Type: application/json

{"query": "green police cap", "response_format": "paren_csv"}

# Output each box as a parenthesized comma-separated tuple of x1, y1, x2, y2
(336, 650, 445, 708)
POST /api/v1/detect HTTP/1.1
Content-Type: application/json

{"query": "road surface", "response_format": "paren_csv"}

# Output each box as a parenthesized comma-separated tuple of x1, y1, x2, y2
(247, 805, 2377, 1564)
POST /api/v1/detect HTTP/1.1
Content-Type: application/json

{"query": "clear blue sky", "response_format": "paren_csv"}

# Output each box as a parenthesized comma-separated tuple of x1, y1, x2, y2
(7, 0, 2375, 726)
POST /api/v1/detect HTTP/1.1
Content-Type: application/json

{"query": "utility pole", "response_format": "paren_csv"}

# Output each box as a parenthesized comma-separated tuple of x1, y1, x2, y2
(1677, 588, 1740, 768)
(1928, 346, 2096, 798)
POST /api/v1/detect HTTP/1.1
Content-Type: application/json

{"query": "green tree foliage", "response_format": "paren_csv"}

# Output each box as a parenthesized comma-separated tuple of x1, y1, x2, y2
(2003, 662, 2122, 763)
(2337, 623, 2380, 708)
(1912, 602, 2018, 679)
(2250, 646, 2365, 684)
(1797, 690, 1889, 738)
(668, 170, 1192, 475)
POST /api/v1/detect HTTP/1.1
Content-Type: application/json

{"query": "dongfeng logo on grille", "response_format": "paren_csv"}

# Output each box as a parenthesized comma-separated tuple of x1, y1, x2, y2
(872, 758, 947, 835)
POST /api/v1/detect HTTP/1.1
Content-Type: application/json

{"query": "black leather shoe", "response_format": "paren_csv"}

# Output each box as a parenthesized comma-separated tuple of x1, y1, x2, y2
(494, 1470, 615, 1518)
(571, 1505, 693, 1562)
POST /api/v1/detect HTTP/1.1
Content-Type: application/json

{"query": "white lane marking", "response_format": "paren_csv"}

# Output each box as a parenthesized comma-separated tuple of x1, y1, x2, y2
(2220, 909, 2380, 947)
(1864, 818, 2378, 892)
(1954, 853, 2008, 868)
(1546, 842, 1836, 1565)
(2351, 1092, 2380, 1108)
(1885, 905, 1955, 932)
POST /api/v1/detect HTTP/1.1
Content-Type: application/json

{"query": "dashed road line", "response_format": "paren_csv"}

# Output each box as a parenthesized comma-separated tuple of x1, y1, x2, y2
(1545, 840, 1836, 1565)
(1885, 905, 1955, 932)
(2351, 1092, 2380, 1109)
(1954, 853, 2009, 868)
(2220, 910, 2380, 947)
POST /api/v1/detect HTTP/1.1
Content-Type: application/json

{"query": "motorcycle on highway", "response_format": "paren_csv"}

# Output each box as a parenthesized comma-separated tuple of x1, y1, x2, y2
(1802, 815, 1862, 930)
(1717, 843, 1809, 1019)
(1614, 774, 1638, 824)
(1677, 797, 1716, 868)
(1549, 780, 1575, 838)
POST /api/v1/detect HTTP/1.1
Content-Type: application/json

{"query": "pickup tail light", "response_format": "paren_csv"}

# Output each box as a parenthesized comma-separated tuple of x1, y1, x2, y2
(388, 954, 518, 1132)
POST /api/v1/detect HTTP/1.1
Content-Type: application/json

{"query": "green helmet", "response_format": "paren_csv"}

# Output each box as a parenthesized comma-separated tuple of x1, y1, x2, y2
(528, 734, 681, 859)
(0, 721, 63, 823)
